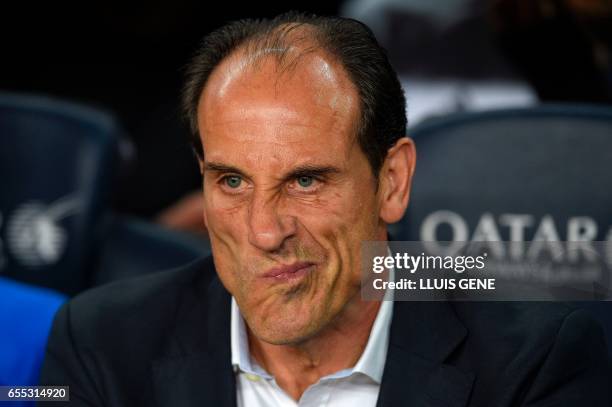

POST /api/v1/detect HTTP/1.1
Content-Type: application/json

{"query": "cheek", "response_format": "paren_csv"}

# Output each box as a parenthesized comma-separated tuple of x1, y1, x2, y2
(307, 183, 378, 237)
(294, 183, 379, 275)
(323, 185, 380, 279)
(203, 192, 251, 293)
(203, 187, 247, 236)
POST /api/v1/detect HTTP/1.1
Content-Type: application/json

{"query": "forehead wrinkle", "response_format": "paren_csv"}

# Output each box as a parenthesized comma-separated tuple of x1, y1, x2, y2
(201, 129, 322, 146)
(204, 131, 350, 170)
(206, 104, 302, 128)
(207, 119, 322, 129)
(201, 115, 356, 169)
(206, 139, 345, 166)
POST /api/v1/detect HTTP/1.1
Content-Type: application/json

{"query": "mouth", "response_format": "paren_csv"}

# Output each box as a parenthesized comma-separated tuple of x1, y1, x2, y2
(262, 262, 315, 282)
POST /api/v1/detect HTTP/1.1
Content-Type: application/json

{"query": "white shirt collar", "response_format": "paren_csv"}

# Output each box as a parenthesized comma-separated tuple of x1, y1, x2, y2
(230, 264, 394, 384)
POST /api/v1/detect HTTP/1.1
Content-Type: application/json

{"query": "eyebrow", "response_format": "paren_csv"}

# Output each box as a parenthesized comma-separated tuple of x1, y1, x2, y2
(203, 161, 341, 182)
(203, 162, 247, 177)
(282, 165, 341, 183)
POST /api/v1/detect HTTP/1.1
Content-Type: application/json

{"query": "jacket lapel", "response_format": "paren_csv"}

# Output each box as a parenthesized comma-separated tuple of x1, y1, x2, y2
(151, 266, 236, 407)
(377, 301, 474, 407)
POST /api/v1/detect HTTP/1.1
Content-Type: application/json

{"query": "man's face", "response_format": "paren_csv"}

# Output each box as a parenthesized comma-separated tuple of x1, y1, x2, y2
(198, 50, 387, 345)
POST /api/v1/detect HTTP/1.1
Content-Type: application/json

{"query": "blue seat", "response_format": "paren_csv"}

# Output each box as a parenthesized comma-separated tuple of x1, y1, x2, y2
(394, 104, 612, 346)
(0, 278, 65, 389)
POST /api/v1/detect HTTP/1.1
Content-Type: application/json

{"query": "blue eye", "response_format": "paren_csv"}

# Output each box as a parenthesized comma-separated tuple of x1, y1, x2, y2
(225, 175, 242, 188)
(297, 176, 314, 188)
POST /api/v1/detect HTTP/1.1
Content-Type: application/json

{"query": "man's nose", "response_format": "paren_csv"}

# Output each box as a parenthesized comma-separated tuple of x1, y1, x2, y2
(247, 191, 297, 252)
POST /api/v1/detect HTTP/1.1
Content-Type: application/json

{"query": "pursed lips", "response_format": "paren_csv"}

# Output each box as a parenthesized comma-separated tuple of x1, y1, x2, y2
(261, 261, 316, 281)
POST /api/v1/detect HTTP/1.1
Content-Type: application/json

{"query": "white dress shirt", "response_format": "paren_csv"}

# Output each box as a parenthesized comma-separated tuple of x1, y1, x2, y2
(230, 281, 393, 407)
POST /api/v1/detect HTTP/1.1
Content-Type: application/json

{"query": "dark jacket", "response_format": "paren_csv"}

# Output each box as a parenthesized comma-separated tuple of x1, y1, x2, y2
(40, 256, 612, 406)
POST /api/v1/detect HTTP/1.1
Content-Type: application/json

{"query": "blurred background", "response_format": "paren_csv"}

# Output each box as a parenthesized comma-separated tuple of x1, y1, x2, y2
(1, 0, 611, 393)
(2, 0, 611, 223)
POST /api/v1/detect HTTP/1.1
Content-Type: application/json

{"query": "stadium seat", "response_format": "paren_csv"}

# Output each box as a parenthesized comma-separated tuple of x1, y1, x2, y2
(93, 215, 210, 285)
(0, 93, 209, 401)
(0, 277, 66, 394)
(0, 92, 122, 295)
(393, 104, 612, 347)
(0, 92, 209, 295)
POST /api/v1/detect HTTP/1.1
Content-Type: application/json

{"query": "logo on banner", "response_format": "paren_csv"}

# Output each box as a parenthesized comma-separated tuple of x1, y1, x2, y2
(3, 195, 81, 268)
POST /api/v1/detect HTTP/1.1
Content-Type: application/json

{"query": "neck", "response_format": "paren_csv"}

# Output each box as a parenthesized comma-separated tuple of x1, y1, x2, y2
(247, 295, 381, 401)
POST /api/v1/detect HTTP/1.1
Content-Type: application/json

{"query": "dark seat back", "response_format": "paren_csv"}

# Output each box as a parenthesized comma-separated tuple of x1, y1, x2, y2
(0, 93, 121, 295)
(393, 105, 612, 344)
(93, 215, 211, 285)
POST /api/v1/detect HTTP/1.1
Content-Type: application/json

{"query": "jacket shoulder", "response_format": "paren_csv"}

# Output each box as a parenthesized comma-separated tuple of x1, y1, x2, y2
(451, 301, 610, 404)
(40, 256, 226, 403)
(454, 301, 576, 339)
(64, 256, 217, 349)
(451, 301, 590, 358)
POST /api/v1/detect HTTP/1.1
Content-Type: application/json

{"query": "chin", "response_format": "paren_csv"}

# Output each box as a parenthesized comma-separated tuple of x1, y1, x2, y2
(250, 314, 324, 346)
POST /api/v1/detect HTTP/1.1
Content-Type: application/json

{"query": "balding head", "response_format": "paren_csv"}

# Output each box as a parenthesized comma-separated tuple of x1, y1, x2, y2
(182, 12, 407, 176)
(200, 36, 360, 156)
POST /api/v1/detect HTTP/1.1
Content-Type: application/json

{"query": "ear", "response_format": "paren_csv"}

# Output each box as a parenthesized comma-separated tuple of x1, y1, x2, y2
(378, 137, 416, 224)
